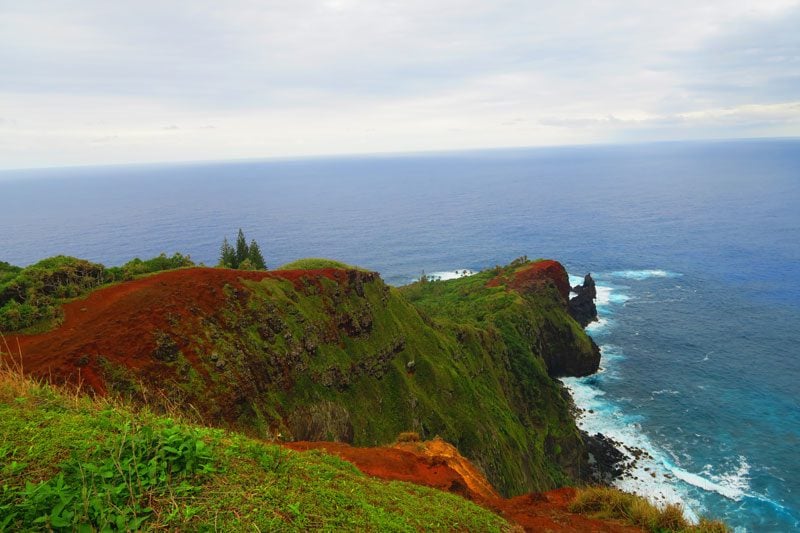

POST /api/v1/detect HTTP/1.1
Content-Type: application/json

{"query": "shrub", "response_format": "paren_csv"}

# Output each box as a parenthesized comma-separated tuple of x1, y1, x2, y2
(396, 431, 421, 443)
(569, 486, 728, 532)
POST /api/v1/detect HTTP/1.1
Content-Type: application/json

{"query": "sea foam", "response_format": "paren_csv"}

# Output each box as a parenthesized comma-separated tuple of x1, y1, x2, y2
(415, 269, 475, 282)
(609, 269, 681, 280)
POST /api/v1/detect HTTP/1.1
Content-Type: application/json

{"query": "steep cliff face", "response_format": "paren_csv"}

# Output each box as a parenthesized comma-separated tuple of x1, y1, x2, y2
(486, 260, 600, 378)
(14, 259, 600, 496)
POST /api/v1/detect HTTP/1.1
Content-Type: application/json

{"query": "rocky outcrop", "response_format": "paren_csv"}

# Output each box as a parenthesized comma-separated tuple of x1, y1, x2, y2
(538, 321, 601, 378)
(568, 274, 598, 327)
(581, 431, 627, 484)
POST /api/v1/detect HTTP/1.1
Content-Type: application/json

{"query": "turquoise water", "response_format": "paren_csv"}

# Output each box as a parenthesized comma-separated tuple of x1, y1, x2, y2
(1, 139, 799, 530)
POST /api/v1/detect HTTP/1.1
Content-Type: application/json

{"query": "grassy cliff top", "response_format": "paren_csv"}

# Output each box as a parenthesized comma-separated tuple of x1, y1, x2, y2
(0, 362, 508, 531)
(278, 258, 368, 271)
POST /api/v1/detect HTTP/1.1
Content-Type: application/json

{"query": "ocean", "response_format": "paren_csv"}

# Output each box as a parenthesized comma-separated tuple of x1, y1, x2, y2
(1, 139, 799, 531)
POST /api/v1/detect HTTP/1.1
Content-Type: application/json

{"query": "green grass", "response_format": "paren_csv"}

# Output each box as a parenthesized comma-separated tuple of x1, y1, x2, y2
(570, 486, 728, 533)
(76, 258, 597, 497)
(0, 360, 510, 531)
(277, 258, 367, 271)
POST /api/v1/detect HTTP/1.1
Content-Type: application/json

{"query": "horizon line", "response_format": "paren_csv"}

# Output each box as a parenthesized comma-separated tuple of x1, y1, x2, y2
(2, 135, 799, 174)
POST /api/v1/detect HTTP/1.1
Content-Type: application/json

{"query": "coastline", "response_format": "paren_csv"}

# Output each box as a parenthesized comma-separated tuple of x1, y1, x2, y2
(563, 272, 701, 521)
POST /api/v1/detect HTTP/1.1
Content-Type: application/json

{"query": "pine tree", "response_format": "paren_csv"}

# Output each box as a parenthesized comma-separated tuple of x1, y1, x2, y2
(219, 237, 237, 268)
(248, 239, 267, 270)
(235, 228, 249, 266)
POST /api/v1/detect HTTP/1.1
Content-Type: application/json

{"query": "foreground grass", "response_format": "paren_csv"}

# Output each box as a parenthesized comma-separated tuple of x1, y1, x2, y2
(570, 486, 728, 533)
(0, 359, 509, 531)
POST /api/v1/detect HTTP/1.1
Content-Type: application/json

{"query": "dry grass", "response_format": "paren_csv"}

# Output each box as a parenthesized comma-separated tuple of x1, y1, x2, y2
(396, 431, 421, 443)
(570, 486, 728, 532)
(0, 332, 201, 425)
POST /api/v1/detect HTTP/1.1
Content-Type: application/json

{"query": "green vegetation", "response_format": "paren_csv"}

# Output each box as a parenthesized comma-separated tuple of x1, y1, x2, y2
(0, 254, 193, 333)
(91, 259, 596, 496)
(278, 258, 365, 271)
(105, 252, 194, 282)
(0, 359, 509, 531)
(218, 229, 267, 270)
(570, 486, 728, 532)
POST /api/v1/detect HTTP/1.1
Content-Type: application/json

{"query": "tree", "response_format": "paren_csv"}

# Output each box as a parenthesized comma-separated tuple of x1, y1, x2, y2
(235, 228, 249, 266)
(219, 237, 237, 268)
(218, 230, 268, 270)
(248, 239, 267, 270)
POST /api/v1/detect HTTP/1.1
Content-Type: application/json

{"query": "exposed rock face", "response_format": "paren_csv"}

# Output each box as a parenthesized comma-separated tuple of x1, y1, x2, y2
(581, 431, 627, 484)
(538, 322, 601, 378)
(568, 274, 598, 327)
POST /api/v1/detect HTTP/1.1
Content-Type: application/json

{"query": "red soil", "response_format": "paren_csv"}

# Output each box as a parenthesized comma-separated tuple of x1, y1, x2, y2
(6, 267, 356, 392)
(6, 267, 638, 530)
(288, 439, 642, 532)
(488, 260, 571, 301)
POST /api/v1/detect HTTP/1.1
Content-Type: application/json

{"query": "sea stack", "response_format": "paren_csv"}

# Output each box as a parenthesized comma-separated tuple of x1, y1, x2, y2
(568, 274, 598, 327)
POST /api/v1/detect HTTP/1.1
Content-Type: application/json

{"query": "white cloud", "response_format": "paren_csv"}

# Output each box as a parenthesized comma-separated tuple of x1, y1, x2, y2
(1, 1, 799, 168)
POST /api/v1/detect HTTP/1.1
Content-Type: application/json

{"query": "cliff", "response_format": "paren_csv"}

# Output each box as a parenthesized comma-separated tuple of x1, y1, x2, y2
(10, 258, 599, 496)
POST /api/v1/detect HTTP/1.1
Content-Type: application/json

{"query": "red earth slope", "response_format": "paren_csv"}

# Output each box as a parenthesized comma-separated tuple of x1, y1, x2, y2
(288, 439, 642, 533)
(7, 267, 353, 392)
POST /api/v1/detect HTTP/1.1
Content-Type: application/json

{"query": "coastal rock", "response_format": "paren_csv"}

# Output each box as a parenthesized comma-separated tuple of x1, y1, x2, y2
(582, 431, 628, 484)
(538, 322, 601, 377)
(568, 273, 598, 327)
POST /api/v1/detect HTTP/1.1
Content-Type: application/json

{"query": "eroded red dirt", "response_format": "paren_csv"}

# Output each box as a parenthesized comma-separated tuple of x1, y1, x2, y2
(7, 267, 638, 531)
(488, 260, 571, 301)
(288, 439, 642, 532)
(7, 267, 357, 392)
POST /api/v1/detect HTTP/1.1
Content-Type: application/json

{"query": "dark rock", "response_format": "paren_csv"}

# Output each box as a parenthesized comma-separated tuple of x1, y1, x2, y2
(152, 330, 179, 362)
(538, 321, 601, 377)
(582, 431, 628, 484)
(568, 273, 598, 327)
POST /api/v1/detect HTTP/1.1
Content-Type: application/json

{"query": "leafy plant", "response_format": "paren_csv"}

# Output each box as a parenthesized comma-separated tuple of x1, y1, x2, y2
(4, 420, 215, 531)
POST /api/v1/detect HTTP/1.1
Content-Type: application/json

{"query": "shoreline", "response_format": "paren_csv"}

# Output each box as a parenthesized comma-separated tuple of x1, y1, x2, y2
(565, 273, 701, 521)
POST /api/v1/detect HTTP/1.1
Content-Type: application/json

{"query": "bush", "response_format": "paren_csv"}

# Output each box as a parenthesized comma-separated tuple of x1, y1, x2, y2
(105, 253, 194, 282)
(0, 256, 106, 332)
(0, 253, 194, 332)
(396, 431, 421, 443)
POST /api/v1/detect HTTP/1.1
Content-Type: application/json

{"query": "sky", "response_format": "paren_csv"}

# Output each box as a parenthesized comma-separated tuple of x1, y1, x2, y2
(1, 0, 799, 169)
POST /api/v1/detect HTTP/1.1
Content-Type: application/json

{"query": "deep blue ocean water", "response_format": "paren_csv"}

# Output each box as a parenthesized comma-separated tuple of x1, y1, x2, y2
(1, 139, 799, 531)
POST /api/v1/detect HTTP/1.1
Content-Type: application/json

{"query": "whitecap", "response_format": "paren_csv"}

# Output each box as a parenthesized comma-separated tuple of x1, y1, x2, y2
(416, 269, 475, 282)
(562, 374, 700, 521)
(609, 269, 681, 280)
(609, 292, 631, 304)
(668, 457, 750, 501)
(568, 274, 585, 288)
(586, 317, 611, 334)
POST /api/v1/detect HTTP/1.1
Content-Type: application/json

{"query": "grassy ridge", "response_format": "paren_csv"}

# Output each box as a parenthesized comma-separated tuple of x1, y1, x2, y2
(0, 360, 509, 531)
(4, 255, 598, 496)
(105, 261, 593, 496)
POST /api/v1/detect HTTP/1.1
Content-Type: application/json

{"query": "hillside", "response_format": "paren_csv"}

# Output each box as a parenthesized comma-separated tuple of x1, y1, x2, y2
(7, 257, 597, 496)
(0, 368, 509, 531)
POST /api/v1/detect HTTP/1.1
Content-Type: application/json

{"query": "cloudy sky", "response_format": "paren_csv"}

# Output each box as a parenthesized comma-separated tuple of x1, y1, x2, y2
(1, 0, 799, 168)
